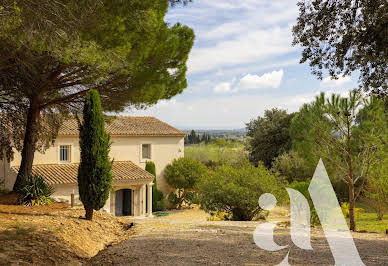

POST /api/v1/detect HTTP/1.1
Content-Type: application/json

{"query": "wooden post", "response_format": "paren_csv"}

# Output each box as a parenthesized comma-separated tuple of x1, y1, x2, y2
(71, 191, 75, 207)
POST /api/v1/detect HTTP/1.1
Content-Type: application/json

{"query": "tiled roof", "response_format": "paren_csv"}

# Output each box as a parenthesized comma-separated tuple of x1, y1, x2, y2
(59, 116, 185, 137)
(11, 161, 154, 185)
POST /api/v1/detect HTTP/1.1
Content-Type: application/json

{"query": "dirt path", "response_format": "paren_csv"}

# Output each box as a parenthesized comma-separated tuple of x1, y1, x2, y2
(88, 208, 388, 265)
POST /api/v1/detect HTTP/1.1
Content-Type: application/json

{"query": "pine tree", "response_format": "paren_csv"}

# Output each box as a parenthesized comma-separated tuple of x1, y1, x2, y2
(77, 89, 112, 221)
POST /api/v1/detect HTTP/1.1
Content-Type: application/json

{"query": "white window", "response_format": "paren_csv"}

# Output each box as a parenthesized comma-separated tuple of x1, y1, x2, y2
(59, 145, 71, 162)
(142, 144, 151, 160)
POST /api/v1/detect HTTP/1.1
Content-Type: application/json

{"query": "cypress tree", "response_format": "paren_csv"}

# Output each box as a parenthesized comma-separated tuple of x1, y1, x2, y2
(78, 89, 112, 221)
(145, 161, 163, 211)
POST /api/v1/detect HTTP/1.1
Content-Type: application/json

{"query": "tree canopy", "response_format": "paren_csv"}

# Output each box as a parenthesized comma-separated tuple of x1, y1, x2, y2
(246, 108, 295, 168)
(293, 0, 388, 94)
(290, 91, 388, 230)
(0, 0, 194, 190)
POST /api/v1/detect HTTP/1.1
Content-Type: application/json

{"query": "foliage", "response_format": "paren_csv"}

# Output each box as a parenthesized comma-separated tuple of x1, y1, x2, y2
(77, 90, 112, 220)
(167, 192, 180, 207)
(198, 159, 286, 221)
(290, 91, 388, 231)
(207, 211, 232, 221)
(348, 200, 388, 234)
(293, 0, 388, 94)
(289, 180, 320, 225)
(185, 130, 212, 145)
(185, 141, 245, 164)
(155, 199, 167, 211)
(21, 175, 54, 206)
(363, 158, 388, 220)
(0, 0, 194, 191)
(184, 191, 200, 206)
(145, 161, 156, 177)
(145, 161, 164, 212)
(272, 151, 313, 183)
(341, 202, 363, 220)
(165, 157, 206, 208)
(246, 108, 295, 168)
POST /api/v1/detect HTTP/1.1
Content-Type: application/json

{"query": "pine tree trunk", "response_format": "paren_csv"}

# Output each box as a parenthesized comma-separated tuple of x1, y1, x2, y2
(345, 115, 356, 231)
(348, 181, 356, 231)
(13, 96, 40, 191)
(85, 207, 94, 220)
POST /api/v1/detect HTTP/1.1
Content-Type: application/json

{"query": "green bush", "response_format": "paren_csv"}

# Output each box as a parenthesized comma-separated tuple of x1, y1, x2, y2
(21, 175, 54, 206)
(165, 157, 206, 208)
(167, 192, 180, 206)
(289, 180, 320, 225)
(198, 159, 286, 221)
(207, 211, 231, 221)
(156, 199, 167, 211)
(145, 161, 164, 211)
(185, 191, 200, 205)
(272, 151, 313, 183)
(340, 202, 363, 220)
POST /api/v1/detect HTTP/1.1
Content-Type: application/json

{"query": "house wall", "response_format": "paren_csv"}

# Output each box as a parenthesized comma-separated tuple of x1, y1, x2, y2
(1, 159, 13, 190)
(8, 135, 184, 195)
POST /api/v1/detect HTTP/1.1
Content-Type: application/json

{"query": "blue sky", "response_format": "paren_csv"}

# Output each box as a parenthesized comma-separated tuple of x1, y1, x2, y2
(129, 0, 358, 129)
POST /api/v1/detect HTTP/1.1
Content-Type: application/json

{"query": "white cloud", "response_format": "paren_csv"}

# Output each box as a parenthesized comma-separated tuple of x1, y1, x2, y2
(213, 69, 284, 93)
(201, 22, 243, 40)
(188, 27, 296, 74)
(320, 76, 352, 88)
(213, 82, 232, 93)
(238, 69, 284, 90)
(166, 0, 299, 75)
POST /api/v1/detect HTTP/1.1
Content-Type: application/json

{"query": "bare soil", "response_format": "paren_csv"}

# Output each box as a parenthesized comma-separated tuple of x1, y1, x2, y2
(0, 197, 136, 265)
(89, 207, 388, 266)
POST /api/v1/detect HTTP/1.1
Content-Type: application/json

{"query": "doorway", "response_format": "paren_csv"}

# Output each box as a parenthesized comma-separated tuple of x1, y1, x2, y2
(115, 189, 132, 216)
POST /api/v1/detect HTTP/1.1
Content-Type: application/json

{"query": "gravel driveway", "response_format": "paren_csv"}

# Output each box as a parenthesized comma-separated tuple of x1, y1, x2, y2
(88, 208, 388, 265)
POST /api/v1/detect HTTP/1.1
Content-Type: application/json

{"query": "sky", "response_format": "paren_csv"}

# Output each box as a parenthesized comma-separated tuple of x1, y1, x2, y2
(128, 0, 358, 130)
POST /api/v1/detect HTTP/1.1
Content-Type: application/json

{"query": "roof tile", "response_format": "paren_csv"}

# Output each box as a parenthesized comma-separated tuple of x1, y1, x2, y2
(59, 116, 185, 137)
(11, 161, 154, 185)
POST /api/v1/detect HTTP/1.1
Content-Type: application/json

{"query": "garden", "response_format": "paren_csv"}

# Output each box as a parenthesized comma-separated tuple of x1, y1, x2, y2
(162, 92, 388, 235)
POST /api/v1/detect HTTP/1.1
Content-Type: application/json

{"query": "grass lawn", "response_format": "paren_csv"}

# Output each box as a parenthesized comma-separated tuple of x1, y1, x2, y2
(352, 200, 388, 233)
(185, 142, 245, 162)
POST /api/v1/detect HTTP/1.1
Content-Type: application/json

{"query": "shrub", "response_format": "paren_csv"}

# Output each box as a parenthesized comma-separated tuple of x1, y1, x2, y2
(21, 175, 54, 206)
(165, 157, 206, 208)
(272, 151, 313, 183)
(207, 211, 231, 221)
(155, 199, 167, 211)
(145, 161, 164, 211)
(364, 162, 388, 220)
(167, 192, 180, 206)
(341, 202, 363, 219)
(289, 180, 320, 225)
(198, 159, 286, 221)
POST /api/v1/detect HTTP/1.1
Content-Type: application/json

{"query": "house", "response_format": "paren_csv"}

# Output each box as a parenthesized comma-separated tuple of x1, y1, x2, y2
(0, 116, 185, 217)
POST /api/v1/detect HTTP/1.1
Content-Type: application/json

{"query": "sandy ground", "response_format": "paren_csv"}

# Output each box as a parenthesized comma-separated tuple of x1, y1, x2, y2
(88, 207, 388, 266)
